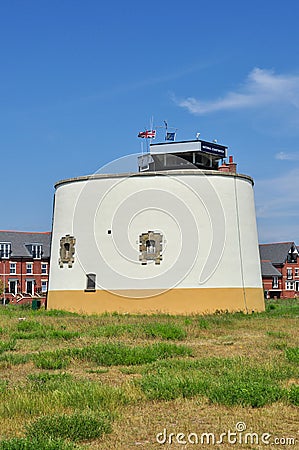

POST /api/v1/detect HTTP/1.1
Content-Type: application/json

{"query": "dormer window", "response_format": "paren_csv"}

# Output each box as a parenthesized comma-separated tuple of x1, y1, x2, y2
(0, 243, 11, 259)
(31, 244, 42, 259)
(287, 245, 298, 263)
(25, 243, 42, 259)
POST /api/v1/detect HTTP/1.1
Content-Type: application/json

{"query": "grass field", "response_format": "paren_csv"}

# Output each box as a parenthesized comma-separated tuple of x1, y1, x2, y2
(0, 299, 297, 449)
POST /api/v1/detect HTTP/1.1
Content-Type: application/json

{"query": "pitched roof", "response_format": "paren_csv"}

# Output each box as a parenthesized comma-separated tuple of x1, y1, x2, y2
(260, 260, 282, 277)
(259, 242, 295, 265)
(0, 231, 51, 258)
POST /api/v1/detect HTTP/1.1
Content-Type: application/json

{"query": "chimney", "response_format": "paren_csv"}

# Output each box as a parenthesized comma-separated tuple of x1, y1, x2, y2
(218, 162, 230, 173)
(228, 155, 237, 174)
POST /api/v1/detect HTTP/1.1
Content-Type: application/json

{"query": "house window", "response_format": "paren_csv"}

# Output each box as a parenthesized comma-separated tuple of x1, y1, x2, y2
(0, 243, 11, 259)
(26, 280, 34, 295)
(285, 281, 295, 290)
(287, 245, 298, 263)
(8, 280, 17, 295)
(272, 276, 278, 289)
(41, 280, 48, 293)
(10, 263, 16, 275)
(295, 268, 299, 277)
(41, 263, 48, 274)
(25, 244, 43, 259)
(85, 273, 96, 292)
(26, 263, 33, 274)
(287, 268, 292, 280)
(31, 244, 42, 259)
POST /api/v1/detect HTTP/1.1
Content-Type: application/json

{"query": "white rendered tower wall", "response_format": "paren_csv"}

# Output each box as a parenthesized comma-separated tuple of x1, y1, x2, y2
(47, 170, 264, 314)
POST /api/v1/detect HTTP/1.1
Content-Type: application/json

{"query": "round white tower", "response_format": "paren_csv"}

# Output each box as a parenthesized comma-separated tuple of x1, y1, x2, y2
(47, 140, 264, 314)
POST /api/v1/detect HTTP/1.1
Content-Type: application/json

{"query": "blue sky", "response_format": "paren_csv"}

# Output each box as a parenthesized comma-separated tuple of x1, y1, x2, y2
(1, 0, 299, 243)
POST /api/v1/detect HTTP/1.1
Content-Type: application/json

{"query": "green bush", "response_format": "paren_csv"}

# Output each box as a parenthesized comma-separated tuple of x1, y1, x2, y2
(266, 331, 289, 339)
(0, 354, 30, 365)
(34, 351, 70, 370)
(90, 323, 186, 340)
(0, 381, 7, 393)
(197, 318, 210, 329)
(13, 321, 79, 341)
(47, 330, 79, 340)
(26, 412, 111, 442)
(270, 342, 288, 350)
(139, 371, 283, 407)
(0, 378, 129, 419)
(138, 356, 294, 407)
(285, 347, 299, 364)
(288, 384, 299, 406)
(142, 323, 187, 340)
(56, 380, 130, 411)
(27, 372, 73, 390)
(0, 340, 16, 354)
(139, 372, 208, 401)
(19, 303, 32, 310)
(90, 324, 134, 338)
(71, 342, 192, 366)
(16, 321, 42, 332)
(43, 310, 80, 317)
(207, 381, 282, 407)
(13, 321, 48, 340)
(144, 356, 238, 376)
(209, 314, 233, 327)
(265, 299, 299, 316)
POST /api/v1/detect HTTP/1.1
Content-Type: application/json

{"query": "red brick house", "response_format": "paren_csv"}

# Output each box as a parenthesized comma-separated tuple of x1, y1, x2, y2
(0, 231, 51, 306)
(259, 242, 299, 299)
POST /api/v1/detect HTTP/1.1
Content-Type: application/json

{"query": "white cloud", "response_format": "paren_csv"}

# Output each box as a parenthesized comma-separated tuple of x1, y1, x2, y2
(275, 151, 299, 161)
(177, 68, 299, 115)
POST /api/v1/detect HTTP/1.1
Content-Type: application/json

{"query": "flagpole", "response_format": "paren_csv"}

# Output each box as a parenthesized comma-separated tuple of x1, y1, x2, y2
(137, 121, 156, 152)
(149, 115, 154, 149)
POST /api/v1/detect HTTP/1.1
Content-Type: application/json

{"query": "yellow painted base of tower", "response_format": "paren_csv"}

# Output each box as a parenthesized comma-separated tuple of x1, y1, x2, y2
(47, 287, 265, 315)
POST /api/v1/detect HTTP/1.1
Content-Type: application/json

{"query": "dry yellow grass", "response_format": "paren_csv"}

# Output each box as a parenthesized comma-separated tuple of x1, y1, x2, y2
(0, 299, 297, 449)
(101, 401, 299, 450)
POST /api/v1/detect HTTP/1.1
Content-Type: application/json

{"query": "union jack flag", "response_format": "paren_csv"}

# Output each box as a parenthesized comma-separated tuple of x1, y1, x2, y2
(138, 130, 156, 139)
